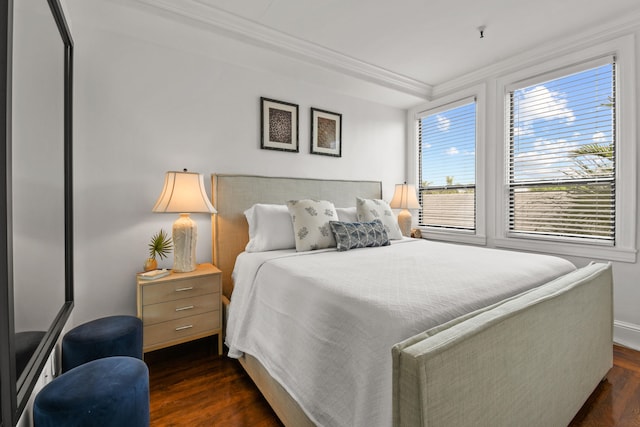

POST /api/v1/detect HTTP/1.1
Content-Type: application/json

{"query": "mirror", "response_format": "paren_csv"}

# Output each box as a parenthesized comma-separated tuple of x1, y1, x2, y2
(0, 0, 73, 425)
(12, 0, 66, 382)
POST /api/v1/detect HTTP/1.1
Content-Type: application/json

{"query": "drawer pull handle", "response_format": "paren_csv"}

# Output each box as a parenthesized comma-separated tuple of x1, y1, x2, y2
(175, 286, 194, 292)
(175, 305, 194, 312)
(175, 325, 193, 331)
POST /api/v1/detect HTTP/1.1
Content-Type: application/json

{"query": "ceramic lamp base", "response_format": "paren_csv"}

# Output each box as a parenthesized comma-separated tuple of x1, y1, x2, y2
(172, 213, 197, 273)
(397, 209, 413, 237)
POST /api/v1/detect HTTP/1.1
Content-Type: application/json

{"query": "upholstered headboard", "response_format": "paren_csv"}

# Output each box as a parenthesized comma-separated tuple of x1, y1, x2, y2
(211, 174, 382, 298)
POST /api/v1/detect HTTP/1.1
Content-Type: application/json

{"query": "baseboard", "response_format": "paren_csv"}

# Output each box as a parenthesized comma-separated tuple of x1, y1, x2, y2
(614, 320, 640, 351)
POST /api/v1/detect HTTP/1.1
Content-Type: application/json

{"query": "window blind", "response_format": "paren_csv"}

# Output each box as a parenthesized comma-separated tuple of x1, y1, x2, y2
(508, 60, 615, 243)
(418, 99, 476, 230)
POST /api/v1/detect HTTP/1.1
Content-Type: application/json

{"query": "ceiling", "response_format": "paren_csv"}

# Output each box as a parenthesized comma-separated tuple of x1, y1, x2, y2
(195, 0, 640, 85)
(124, 0, 640, 105)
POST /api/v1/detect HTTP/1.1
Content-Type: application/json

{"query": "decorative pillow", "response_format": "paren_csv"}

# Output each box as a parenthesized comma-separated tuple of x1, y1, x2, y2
(329, 219, 390, 252)
(244, 204, 295, 252)
(287, 199, 339, 251)
(356, 197, 403, 240)
(336, 207, 358, 223)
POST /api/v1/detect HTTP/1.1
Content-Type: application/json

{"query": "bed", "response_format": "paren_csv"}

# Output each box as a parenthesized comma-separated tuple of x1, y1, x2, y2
(211, 174, 613, 427)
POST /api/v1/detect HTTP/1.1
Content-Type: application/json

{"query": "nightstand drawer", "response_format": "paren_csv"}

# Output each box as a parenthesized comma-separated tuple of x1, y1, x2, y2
(143, 311, 221, 349)
(143, 293, 220, 326)
(142, 275, 220, 305)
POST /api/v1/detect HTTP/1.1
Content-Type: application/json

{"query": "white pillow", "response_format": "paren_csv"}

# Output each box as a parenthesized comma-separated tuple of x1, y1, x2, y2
(244, 204, 295, 252)
(356, 197, 403, 240)
(336, 207, 357, 222)
(287, 199, 339, 251)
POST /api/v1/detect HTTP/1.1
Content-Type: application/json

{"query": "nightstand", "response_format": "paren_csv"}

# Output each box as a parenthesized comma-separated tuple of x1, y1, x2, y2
(136, 263, 222, 355)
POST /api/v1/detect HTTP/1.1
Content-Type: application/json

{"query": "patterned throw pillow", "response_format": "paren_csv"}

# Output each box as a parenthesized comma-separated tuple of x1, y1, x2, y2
(329, 220, 390, 252)
(356, 197, 403, 240)
(287, 199, 339, 251)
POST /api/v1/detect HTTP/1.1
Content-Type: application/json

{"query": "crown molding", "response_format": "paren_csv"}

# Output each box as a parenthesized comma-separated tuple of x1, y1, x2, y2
(432, 7, 640, 98)
(127, 0, 431, 100)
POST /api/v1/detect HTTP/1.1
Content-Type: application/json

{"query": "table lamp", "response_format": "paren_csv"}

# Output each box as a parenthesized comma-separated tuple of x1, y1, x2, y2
(390, 183, 421, 237)
(152, 170, 216, 272)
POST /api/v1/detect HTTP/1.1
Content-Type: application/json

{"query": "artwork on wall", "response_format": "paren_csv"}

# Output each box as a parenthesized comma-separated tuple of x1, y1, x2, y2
(311, 107, 342, 157)
(261, 97, 299, 152)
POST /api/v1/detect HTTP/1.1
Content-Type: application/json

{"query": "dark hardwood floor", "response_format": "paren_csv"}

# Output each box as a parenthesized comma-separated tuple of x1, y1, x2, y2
(146, 338, 282, 427)
(146, 338, 640, 426)
(569, 345, 640, 427)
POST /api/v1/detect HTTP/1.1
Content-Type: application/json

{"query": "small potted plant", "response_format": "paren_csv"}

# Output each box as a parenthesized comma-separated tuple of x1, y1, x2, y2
(144, 229, 173, 271)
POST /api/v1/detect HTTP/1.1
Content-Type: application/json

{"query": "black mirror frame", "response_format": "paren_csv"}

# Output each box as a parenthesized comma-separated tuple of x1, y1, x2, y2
(0, 0, 73, 425)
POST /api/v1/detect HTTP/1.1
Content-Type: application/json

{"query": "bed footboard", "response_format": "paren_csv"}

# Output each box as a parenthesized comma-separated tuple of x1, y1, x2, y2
(392, 262, 613, 427)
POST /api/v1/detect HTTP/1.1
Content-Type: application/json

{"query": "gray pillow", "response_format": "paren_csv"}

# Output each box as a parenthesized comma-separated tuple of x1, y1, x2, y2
(329, 219, 390, 252)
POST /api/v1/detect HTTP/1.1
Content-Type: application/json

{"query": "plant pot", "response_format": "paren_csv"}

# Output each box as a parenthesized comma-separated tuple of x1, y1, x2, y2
(144, 258, 157, 272)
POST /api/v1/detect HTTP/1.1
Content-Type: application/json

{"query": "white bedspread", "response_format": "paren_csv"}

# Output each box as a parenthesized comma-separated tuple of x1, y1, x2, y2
(226, 239, 576, 427)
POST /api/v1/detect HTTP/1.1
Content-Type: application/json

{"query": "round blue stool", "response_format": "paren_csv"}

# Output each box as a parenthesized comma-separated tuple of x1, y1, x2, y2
(62, 315, 142, 373)
(33, 356, 149, 427)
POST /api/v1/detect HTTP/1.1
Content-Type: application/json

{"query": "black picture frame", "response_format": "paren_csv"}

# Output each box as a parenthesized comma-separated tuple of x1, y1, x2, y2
(310, 107, 342, 157)
(260, 97, 299, 153)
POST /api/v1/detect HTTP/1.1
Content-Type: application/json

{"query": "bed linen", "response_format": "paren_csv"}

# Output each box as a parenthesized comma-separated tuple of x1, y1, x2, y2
(225, 239, 576, 427)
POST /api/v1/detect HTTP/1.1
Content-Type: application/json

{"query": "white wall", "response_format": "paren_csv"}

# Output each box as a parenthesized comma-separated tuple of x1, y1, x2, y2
(65, 0, 406, 324)
(409, 23, 640, 350)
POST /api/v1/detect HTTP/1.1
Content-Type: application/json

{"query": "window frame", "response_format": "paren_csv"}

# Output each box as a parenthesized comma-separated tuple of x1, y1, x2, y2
(495, 35, 636, 262)
(409, 84, 486, 245)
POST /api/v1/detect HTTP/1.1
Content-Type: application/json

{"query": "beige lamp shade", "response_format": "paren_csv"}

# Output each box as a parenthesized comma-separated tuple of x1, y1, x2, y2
(152, 170, 216, 273)
(152, 171, 216, 214)
(389, 184, 421, 210)
(390, 183, 421, 238)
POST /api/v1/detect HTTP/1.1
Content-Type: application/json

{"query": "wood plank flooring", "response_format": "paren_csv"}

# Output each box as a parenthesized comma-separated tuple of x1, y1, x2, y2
(146, 338, 282, 427)
(146, 338, 640, 426)
(569, 345, 640, 426)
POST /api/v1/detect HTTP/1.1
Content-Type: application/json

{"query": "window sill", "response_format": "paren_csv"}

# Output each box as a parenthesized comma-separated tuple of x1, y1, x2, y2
(493, 237, 637, 263)
(419, 227, 487, 246)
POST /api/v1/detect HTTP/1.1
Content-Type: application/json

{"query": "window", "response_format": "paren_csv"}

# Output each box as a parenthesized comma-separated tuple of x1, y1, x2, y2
(418, 98, 476, 231)
(411, 37, 634, 260)
(507, 58, 615, 245)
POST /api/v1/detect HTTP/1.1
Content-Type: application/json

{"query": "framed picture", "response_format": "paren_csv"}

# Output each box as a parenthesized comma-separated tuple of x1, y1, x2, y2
(310, 108, 342, 157)
(261, 97, 299, 152)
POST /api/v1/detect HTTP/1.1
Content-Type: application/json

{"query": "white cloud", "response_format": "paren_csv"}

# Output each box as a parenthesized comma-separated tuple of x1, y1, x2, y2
(436, 114, 450, 132)
(513, 125, 534, 137)
(515, 85, 575, 124)
(532, 138, 579, 152)
(445, 147, 459, 155)
(513, 138, 582, 177)
(592, 131, 606, 143)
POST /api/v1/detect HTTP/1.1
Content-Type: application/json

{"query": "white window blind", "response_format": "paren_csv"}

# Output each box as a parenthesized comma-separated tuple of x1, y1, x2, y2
(418, 99, 476, 230)
(508, 59, 615, 243)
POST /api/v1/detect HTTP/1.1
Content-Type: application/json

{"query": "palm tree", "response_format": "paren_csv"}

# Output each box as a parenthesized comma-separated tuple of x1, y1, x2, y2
(567, 96, 615, 177)
(568, 142, 613, 178)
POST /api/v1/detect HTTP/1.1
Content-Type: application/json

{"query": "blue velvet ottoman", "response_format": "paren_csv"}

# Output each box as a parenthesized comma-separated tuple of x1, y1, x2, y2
(62, 315, 143, 373)
(33, 356, 149, 427)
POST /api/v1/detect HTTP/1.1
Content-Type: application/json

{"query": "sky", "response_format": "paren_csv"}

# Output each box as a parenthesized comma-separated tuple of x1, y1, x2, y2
(420, 63, 614, 187)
